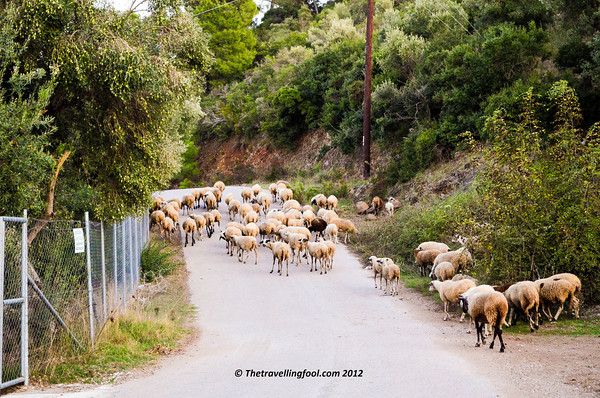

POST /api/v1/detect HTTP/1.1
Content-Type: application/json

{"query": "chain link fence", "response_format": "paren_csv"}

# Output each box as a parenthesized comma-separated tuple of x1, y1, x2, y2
(1, 213, 149, 389)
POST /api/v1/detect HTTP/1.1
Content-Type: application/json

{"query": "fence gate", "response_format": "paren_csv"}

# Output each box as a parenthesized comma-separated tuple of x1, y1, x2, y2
(0, 214, 29, 389)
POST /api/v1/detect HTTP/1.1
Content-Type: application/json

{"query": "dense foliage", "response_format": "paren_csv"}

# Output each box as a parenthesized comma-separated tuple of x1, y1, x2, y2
(0, 0, 212, 220)
(198, 0, 600, 182)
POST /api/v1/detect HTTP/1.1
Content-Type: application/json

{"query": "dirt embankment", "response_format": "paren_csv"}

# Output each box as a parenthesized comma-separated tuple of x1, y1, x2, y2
(194, 130, 391, 184)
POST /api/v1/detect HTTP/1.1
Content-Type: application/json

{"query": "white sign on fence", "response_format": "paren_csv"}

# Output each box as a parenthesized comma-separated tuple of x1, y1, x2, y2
(73, 228, 85, 253)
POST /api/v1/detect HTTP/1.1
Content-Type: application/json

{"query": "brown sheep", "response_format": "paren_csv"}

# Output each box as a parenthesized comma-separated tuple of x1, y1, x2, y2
(329, 218, 358, 243)
(371, 196, 384, 215)
(414, 249, 441, 277)
(459, 290, 509, 352)
(150, 210, 165, 231)
(182, 218, 197, 247)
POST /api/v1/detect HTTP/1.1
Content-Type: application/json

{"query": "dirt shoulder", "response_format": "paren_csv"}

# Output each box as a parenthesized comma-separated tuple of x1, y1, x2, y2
(391, 280, 600, 397)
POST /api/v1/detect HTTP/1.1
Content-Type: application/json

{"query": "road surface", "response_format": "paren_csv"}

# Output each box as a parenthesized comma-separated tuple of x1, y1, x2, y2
(14, 186, 595, 397)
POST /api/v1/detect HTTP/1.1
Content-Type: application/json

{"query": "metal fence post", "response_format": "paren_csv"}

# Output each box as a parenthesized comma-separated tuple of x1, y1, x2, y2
(121, 220, 127, 306)
(0, 217, 5, 386)
(21, 210, 28, 384)
(113, 223, 118, 308)
(100, 221, 107, 324)
(128, 218, 134, 294)
(85, 212, 94, 347)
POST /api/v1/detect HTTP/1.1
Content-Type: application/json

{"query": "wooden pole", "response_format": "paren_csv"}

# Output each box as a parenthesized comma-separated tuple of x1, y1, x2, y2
(363, 0, 374, 179)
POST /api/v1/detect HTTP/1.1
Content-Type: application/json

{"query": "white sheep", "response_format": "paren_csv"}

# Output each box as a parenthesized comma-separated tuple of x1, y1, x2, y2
(182, 218, 197, 247)
(241, 187, 252, 203)
(551, 272, 581, 315)
(243, 222, 259, 238)
(168, 199, 181, 212)
(228, 199, 241, 220)
(252, 184, 262, 198)
(160, 217, 176, 240)
(278, 226, 311, 242)
(459, 284, 496, 335)
(238, 203, 253, 222)
(311, 194, 327, 208)
(266, 209, 286, 224)
(257, 220, 277, 241)
(433, 261, 455, 281)
(536, 277, 580, 322)
(211, 187, 222, 205)
(369, 256, 392, 289)
(219, 226, 242, 256)
(283, 199, 301, 212)
(328, 219, 357, 243)
(203, 191, 217, 211)
(284, 233, 308, 265)
(305, 240, 329, 273)
(379, 258, 400, 296)
(231, 235, 258, 264)
(278, 188, 293, 203)
(286, 218, 305, 227)
(256, 192, 272, 215)
(244, 210, 259, 225)
(324, 223, 339, 243)
(503, 281, 540, 332)
(416, 241, 450, 253)
(430, 247, 472, 278)
(458, 290, 509, 352)
(321, 239, 336, 270)
(181, 194, 195, 215)
(261, 239, 292, 276)
(189, 214, 206, 241)
(429, 279, 476, 321)
(214, 180, 226, 192)
(302, 209, 316, 228)
(326, 195, 338, 210)
(150, 210, 165, 231)
(202, 212, 215, 238)
(210, 209, 222, 231)
(269, 183, 278, 201)
(224, 193, 235, 206)
(321, 210, 338, 224)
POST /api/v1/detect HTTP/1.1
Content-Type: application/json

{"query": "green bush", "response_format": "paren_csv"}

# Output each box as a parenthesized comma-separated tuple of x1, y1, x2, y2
(141, 239, 183, 282)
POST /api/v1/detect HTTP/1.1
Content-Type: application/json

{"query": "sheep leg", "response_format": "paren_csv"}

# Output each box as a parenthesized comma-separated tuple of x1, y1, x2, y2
(490, 325, 505, 352)
(506, 308, 514, 327)
(443, 302, 449, 321)
(270, 256, 276, 274)
(185, 233, 188, 247)
(285, 258, 289, 277)
(254, 248, 258, 265)
(474, 321, 482, 347)
(552, 302, 565, 322)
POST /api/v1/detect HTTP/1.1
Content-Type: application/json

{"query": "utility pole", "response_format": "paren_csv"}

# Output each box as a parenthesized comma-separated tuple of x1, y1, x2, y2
(363, 0, 374, 179)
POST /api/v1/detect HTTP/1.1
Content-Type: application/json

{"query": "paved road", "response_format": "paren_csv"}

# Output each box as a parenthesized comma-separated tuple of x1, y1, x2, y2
(15, 186, 505, 397)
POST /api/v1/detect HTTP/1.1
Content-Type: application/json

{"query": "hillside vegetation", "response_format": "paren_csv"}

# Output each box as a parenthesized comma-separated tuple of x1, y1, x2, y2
(190, 0, 600, 304)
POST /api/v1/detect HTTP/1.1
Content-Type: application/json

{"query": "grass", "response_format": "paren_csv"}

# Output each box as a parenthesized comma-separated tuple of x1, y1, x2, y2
(31, 235, 193, 385)
(503, 315, 600, 337)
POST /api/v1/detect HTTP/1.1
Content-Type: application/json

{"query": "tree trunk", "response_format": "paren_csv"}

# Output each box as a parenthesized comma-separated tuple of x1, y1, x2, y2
(27, 150, 71, 288)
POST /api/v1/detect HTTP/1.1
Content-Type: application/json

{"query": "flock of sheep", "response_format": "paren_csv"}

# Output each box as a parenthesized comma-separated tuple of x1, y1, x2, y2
(371, 240, 582, 353)
(150, 182, 582, 353)
(149, 180, 358, 277)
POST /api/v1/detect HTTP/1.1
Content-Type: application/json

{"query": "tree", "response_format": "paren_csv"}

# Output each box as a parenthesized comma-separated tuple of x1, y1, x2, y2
(468, 82, 600, 301)
(193, 0, 258, 85)
(0, 4, 56, 217)
(3, 0, 212, 220)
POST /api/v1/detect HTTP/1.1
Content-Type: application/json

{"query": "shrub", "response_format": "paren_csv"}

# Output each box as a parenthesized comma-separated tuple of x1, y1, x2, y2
(141, 239, 183, 282)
